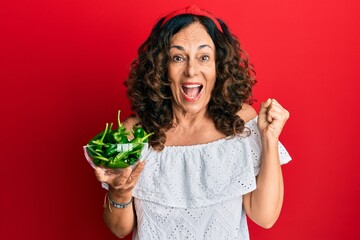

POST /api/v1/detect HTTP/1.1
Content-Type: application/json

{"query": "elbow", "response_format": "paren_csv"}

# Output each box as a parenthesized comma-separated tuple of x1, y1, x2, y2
(249, 211, 279, 229)
(115, 234, 128, 239)
(103, 215, 134, 239)
(256, 215, 279, 229)
(110, 228, 133, 239)
(259, 220, 276, 229)
(107, 225, 133, 239)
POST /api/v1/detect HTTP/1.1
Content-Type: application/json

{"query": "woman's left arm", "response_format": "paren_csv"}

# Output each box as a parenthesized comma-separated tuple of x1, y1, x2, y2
(243, 98, 290, 229)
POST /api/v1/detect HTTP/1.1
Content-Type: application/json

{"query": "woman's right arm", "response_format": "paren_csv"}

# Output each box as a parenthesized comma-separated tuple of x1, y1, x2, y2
(97, 162, 145, 238)
(95, 116, 144, 238)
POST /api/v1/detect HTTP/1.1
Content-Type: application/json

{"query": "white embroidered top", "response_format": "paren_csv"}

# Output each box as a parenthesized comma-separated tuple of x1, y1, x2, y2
(130, 117, 292, 240)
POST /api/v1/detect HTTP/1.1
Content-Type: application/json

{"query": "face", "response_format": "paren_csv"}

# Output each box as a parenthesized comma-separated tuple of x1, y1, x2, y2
(168, 22, 216, 116)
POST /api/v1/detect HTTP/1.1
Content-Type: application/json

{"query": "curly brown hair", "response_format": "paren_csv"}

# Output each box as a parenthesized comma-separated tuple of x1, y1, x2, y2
(124, 14, 256, 151)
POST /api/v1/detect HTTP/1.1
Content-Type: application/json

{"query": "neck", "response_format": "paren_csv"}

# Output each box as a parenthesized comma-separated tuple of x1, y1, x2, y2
(172, 109, 210, 130)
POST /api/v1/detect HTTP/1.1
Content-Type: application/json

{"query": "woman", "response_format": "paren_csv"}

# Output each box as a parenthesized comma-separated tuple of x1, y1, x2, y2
(95, 5, 291, 239)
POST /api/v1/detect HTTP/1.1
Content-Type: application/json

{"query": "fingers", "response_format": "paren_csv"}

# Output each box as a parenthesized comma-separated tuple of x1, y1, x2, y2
(94, 161, 146, 196)
(259, 98, 272, 116)
(257, 98, 289, 139)
(127, 161, 146, 184)
(111, 161, 146, 191)
(113, 167, 133, 186)
(95, 167, 110, 182)
(267, 99, 290, 122)
(266, 99, 278, 123)
(259, 99, 289, 123)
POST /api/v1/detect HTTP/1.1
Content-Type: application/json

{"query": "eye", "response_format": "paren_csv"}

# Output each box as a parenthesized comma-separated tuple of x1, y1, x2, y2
(172, 55, 184, 62)
(200, 55, 210, 61)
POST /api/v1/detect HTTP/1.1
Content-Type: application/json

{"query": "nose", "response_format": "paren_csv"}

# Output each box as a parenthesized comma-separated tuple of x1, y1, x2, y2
(184, 58, 198, 77)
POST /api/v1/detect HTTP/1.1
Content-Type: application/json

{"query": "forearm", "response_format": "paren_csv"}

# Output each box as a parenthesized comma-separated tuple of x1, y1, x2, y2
(245, 138, 284, 228)
(94, 148, 146, 238)
(103, 192, 136, 238)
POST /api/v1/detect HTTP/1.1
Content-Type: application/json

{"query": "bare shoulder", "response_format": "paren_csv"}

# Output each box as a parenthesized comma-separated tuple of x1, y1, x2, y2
(122, 115, 140, 132)
(237, 103, 257, 123)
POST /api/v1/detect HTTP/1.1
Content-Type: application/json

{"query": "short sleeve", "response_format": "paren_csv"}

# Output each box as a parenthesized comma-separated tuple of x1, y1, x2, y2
(244, 117, 292, 176)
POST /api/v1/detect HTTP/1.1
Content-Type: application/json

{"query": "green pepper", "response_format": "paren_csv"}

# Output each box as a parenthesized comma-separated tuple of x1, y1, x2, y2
(104, 144, 117, 157)
(130, 132, 154, 143)
(89, 132, 104, 143)
(87, 145, 102, 157)
(92, 155, 110, 162)
(114, 150, 129, 162)
(86, 145, 103, 165)
(113, 132, 129, 143)
(91, 123, 110, 147)
(127, 157, 138, 165)
(86, 110, 154, 169)
(107, 159, 129, 168)
(133, 127, 146, 138)
(127, 152, 141, 165)
(130, 142, 143, 152)
(107, 151, 130, 168)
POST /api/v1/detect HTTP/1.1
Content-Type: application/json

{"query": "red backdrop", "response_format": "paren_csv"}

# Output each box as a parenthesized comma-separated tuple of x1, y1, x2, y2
(1, 0, 359, 239)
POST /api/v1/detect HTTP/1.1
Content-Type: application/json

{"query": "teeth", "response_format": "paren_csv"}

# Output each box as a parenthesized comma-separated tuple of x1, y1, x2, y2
(182, 84, 202, 99)
(183, 84, 201, 88)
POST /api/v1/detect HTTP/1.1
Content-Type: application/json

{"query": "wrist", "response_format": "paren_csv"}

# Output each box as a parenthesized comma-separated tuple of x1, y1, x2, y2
(108, 194, 133, 208)
(103, 192, 133, 212)
(261, 135, 279, 149)
(108, 189, 133, 203)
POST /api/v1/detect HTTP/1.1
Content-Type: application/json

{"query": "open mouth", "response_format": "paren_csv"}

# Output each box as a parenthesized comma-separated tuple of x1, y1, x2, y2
(182, 84, 203, 100)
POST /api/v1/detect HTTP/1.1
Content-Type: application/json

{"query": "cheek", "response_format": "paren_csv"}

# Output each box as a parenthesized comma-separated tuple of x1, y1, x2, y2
(167, 67, 177, 83)
(204, 62, 216, 77)
(206, 70, 217, 89)
(206, 81, 216, 96)
(169, 81, 180, 99)
(168, 66, 182, 89)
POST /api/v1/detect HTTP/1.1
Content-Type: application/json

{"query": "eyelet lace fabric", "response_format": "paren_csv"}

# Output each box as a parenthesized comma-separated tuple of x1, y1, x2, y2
(130, 117, 291, 239)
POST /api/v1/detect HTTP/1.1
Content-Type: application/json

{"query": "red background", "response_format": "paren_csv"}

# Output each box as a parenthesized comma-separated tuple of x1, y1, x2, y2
(1, 0, 360, 239)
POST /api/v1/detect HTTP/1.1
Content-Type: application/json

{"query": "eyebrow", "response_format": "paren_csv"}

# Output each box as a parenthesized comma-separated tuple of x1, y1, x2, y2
(170, 44, 214, 51)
